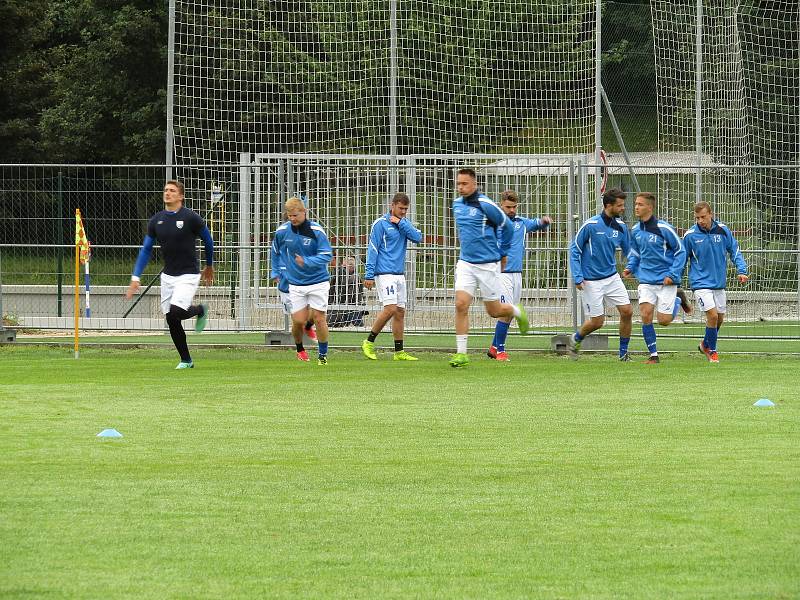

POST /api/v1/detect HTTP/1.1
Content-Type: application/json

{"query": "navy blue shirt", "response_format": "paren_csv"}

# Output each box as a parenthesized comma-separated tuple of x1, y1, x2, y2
(146, 207, 207, 276)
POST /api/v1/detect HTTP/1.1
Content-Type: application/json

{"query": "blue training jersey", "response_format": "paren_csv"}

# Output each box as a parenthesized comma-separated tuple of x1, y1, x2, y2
(626, 216, 686, 285)
(569, 212, 630, 284)
(271, 219, 333, 286)
(503, 216, 550, 273)
(270, 244, 290, 293)
(452, 191, 512, 264)
(365, 213, 423, 280)
(682, 220, 747, 290)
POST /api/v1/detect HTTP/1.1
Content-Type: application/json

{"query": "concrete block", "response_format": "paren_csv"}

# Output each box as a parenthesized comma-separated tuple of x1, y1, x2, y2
(0, 328, 16, 343)
(551, 333, 608, 354)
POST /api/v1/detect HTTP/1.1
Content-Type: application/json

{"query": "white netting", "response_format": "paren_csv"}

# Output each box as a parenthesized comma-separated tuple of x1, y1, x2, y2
(651, 0, 799, 325)
(171, 0, 597, 159)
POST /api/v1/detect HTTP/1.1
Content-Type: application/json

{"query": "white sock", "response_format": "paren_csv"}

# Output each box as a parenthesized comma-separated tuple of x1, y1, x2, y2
(511, 304, 521, 318)
(456, 334, 468, 354)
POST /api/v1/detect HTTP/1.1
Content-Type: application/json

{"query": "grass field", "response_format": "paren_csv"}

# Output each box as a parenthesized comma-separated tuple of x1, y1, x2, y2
(2, 345, 798, 598)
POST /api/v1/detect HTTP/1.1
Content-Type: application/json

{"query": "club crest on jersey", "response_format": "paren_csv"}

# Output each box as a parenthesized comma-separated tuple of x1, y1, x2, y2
(469, 208, 478, 216)
(176, 221, 184, 229)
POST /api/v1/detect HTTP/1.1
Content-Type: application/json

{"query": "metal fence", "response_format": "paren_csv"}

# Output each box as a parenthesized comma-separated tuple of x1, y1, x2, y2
(1, 159, 799, 342)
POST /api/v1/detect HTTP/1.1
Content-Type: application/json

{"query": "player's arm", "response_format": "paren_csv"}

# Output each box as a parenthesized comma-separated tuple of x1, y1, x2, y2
(525, 216, 551, 233)
(364, 221, 381, 288)
(569, 228, 587, 288)
(726, 227, 749, 283)
(301, 228, 334, 267)
(665, 227, 686, 284)
(199, 225, 214, 284)
(126, 234, 155, 298)
(623, 233, 639, 279)
(270, 232, 283, 283)
(398, 218, 423, 243)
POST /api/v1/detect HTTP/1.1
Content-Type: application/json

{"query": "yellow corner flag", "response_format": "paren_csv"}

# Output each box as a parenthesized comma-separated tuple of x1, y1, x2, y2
(75, 208, 91, 264)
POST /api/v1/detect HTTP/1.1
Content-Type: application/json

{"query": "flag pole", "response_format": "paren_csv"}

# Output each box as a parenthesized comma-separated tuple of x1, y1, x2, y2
(74, 211, 80, 359)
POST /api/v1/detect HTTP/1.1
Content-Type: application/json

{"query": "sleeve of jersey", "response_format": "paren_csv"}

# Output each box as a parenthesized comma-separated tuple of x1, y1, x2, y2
(499, 217, 513, 257)
(270, 234, 282, 279)
(525, 217, 548, 233)
(303, 228, 334, 267)
(132, 235, 155, 278)
(399, 218, 423, 243)
(364, 222, 381, 280)
(666, 228, 687, 282)
(726, 228, 748, 274)
(569, 227, 587, 284)
(620, 225, 631, 258)
(199, 225, 214, 266)
(626, 233, 640, 274)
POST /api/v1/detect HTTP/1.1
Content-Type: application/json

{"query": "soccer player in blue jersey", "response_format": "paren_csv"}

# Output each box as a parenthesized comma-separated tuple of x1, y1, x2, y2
(683, 201, 749, 363)
(125, 180, 214, 369)
(486, 190, 551, 361)
(361, 192, 424, 361)
(271, 249, 317, 343)
(623, 192, 690, 364)
(450, 168, 529, 368)
(568, 188, 634, 360)
(271, 197, 334, 365)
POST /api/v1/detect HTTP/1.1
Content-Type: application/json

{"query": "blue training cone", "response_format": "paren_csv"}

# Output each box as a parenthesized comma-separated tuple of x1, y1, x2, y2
(97, 428, 123, 438)
(753, 399, 775, 407)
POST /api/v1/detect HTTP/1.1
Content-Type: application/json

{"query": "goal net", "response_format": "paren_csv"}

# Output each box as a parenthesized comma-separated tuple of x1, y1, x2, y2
(651, 0, 800, 328)
(170, 0, 599, 331)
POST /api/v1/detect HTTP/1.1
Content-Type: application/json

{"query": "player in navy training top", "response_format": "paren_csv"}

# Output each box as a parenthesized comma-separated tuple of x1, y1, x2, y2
(487, 190, 551, 361)
(682, 201, 749, 363)
(125, 180, 214, 369)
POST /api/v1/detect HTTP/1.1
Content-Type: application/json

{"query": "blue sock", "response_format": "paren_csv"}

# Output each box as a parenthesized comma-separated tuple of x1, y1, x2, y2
(574, 331, 584, 342)
(495, 321, 510, 352)
(491, 322, 500, 348)
(619, 336, 630, 357)
(672, 298, 681, 318)
(705, 327, 718, 352)
(318, 341, 328, 357)
(642, 324, 657, 355)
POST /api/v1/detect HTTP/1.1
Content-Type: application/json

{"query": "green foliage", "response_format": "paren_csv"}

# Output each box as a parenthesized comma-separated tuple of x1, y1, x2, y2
(0, 1, 167, 163)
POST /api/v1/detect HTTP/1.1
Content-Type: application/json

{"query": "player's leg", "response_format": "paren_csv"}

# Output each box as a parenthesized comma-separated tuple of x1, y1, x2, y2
(571, 278, 609, 354)
(165, 274, 202, 368)
(391, 277, 417, 361)
(617, 304, 633, 360)
(603, 275, 633, 360)
(450, 261, 476, 367)
(478, 264, 527, 333)
(363, 275, 398, 360)
(655, 285, 679, 326)
(696, 289, 722, 362)
(289, 285, 311, 361)
(307, 281, 331, 364)
(638, 284, 659, 362)
(489, 273, 515, 360)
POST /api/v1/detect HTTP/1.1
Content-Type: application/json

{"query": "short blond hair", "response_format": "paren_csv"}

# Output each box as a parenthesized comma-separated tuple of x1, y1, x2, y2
(694, 201, 713, 214)
(285, 197, 305, 213)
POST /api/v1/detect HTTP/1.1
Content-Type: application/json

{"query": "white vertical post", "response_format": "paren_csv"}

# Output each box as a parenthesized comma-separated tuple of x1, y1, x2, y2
(389, 0, 398, 192)
(165, 0, 176, 181)
(406, 157, 417, 313)
(594, 0, 603, 204)
(252, 163, 261, 299)
(567, 159, 579, 330)
(695, 0, 703, 201)
(238, 153, 252, 330)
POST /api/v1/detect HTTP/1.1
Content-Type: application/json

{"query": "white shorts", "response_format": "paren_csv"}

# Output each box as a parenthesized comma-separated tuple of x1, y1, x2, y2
(498, 272, 523, 305)
(581, 274, 630, 318)
(454, 260, 504, 301)
(160, 273, 200, 314)
(695, 289, 727, 314)
(289, 281, 330, 313)
(279, 290, 292, 315)
(638, 283, 678, 315)
(375, 274, 407, 307)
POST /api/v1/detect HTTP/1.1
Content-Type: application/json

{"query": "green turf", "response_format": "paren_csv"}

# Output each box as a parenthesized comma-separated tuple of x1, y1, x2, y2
(1, 346, 798, 598)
